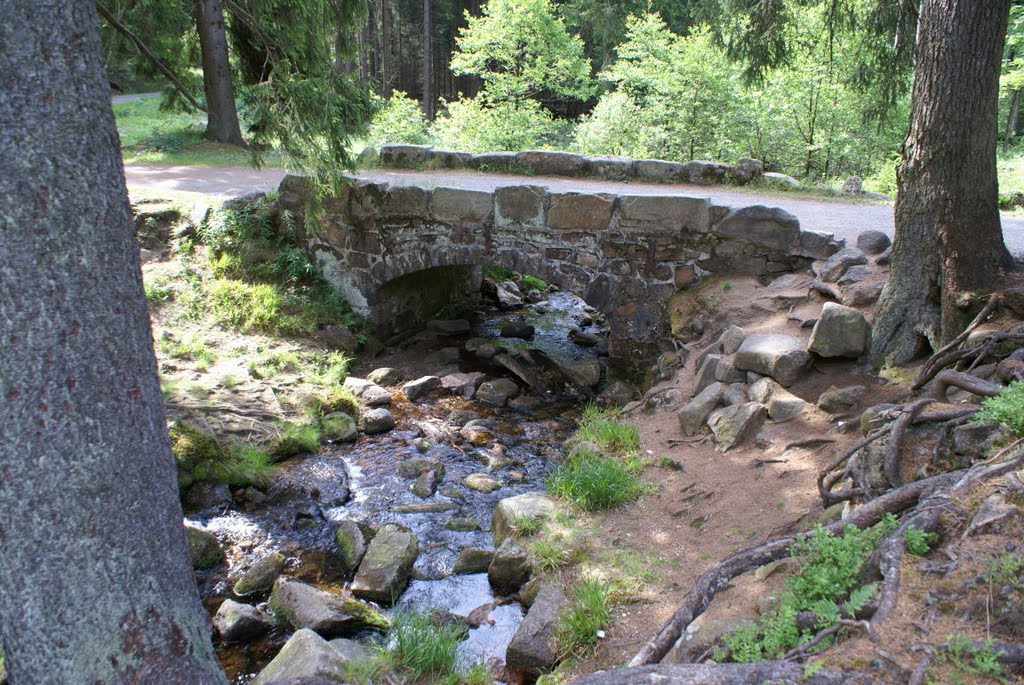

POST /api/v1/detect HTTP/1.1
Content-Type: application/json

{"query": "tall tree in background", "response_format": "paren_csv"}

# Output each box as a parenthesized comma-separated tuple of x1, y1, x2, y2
(423, 0, 434, 118)
(197, 0, 246, 144)
(0, 1, 226, 681)
(870, 0, 1014, 365)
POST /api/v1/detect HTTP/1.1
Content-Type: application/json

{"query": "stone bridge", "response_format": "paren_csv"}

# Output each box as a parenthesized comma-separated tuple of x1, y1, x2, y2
(278, 176, 841, 369)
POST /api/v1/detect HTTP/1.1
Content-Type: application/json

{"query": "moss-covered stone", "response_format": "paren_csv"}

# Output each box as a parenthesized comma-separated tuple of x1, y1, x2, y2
(233, 552, 286, 596)
(270, 577, 389, 636)
(170, 421, 224, 488)
(351, 524, 419, 605)
(185, 524, 224, 569)
(321, 412, 358, 443)
(334, 520, 373, 572)
(444, 517, 482, 532)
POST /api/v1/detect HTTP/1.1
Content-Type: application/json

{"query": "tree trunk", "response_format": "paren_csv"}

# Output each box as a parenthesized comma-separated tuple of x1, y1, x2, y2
(422, 0, 433, 118)
(381, 0, 393, 96)
(0, 2, 227, 682)
(1005, 89, 1021, 153)
(196, 0, 245, 145)
(871, 0, 1013, 367)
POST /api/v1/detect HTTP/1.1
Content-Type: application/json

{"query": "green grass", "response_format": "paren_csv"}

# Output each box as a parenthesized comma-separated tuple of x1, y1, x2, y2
(482, 265, 548, 293)
(271, 420, 322, 458)
(547, 445, 645, 510)
(390, 611, 464, 680)
(113, 96, 281, 167)
(170, 422, 278, 488)
(575, 405, 639, 457)
(717, 516, 898, 662)
(973, 380, 1024, 436)
(556, 578, 613, 659)
(158, 334, 218, 370)
(307, 386, 361, 421)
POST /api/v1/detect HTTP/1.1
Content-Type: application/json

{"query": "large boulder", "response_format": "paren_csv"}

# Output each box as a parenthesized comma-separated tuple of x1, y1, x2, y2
(233, 552, 287, 597)
(251, 629, 349, 685)
(270, 578, 388, 637)
(734, 334, 809, 387)
(321, 413, 358, 443)
(351, 524, 419, 605)
(214, 599, 274, 642)
(506, 583, 567, 674)
(707, 403, 767, 451)
(491, 492, 557, 545)
(334, 520, 372, 573)
(713, 205, 800, 252)
(677, 382, 724, 436)
(856, 230, 891, 255)
(807, 303, 871, 359)
(488, 538, 532, 595)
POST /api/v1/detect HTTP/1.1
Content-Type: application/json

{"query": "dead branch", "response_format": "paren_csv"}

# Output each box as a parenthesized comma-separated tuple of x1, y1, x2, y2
(924, 370, 1002, 401)
(95, 2, 206, 113)
(884, 399, 935, 488)
(628, 471, 964, 667)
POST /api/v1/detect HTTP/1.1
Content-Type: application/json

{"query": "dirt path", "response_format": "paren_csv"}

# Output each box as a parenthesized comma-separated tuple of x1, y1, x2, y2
(123, 162, 1024, 254)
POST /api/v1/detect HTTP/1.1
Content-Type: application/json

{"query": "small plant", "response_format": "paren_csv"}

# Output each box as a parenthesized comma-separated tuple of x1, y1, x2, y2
(508, 513, 544, 538)
(547, 445, 644, 510)
(272, 420, 321, 458)
(144, 277, 174, 304)
(390, 611, 465, 680)
(974, 380, 1024, 436)
(307, 387, 361, 421)
(158, 334, 218, 370)
(941, 633, 1007, 682)
(556, 578, 612, 659)
(529, 537, 570, 573)
(657, 455, 676, 468)
(903, 525, 938, 556)
(575, 405, 639, 457)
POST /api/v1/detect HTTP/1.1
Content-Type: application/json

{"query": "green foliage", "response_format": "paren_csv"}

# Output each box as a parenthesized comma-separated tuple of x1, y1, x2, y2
(974, 381, 1024, 436)
(529, 537, 570, 573)
(719, 516, 898, 662)
(556, 578, 612, 659)
(170, 422, 277, 488)
(271, 420, 322, 459)
(158, 334, 218, 370)
(575, 405, 639, 457)
(390, 611, 464, 680)
(451, 0, 595, 103)
(307, 386, 361, 421)
(903, 525, 938, 556)
(941, 633, 1007, 683)
(547, 445, 644, 510)
(483, 265, 548, 293)
(573, 91, 649, 157)
(430, 97, 567, 153)
(144, 276, 175, 304)
(508, 513, 544, 538)
(367, 91, 430, 148)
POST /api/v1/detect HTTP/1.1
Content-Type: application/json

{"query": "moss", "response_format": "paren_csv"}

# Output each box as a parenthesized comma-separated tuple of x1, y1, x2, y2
(186, 526, 224, 569)
(170, 421, 277, 489)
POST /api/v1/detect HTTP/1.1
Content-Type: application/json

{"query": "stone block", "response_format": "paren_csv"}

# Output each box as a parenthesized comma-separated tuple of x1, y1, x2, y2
(685, 160, 733, 185)
(470, 151, 518, 170)
(734, 334, 810, 387)
(380, 185, 430, 220)
(635, 159, 686, 180)
(496, 185, 547, 226)
(795, 230, 844, 260)
(713, 205, 800, 253)
(516, 150, 588, 176)
(588, 155, 636, 180)
(379, 144, 432, 168)
(431, 149, 472, 168)
(431, 187, 493, 224)
(807, 302, 871, 358)
(619, 195, 711, 233)
(547, 192, 615, 231)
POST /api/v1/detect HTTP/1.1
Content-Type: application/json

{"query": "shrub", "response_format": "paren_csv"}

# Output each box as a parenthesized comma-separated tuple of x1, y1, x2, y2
(974, 380, 1024, 436)
(547, 445, 644, 510)
(308, 387, 361, 420)
(904, 525, 938, 556)
(556, 578, 612, 659)
(430, 97, 567, 153)
(367, 91, 429, 147)
(573, 92, 650, 158)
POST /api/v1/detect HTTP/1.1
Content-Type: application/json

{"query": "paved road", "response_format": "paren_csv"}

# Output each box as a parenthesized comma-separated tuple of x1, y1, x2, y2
(123, 162, 1024, 255)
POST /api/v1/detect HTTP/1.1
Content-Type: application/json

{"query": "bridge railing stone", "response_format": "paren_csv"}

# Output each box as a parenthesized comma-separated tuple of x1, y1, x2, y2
(276, 174, 843, 372)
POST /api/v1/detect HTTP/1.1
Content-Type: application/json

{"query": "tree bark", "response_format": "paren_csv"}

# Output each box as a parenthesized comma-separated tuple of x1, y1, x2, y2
(422, 0, 433, 118)
(196, 0, 245, 145)
(0, 2, 226, 682)
(871, 0, 1013, 366)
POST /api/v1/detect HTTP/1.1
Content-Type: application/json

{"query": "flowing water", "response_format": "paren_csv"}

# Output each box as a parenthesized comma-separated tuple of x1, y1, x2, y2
(187, 290, 606, 681)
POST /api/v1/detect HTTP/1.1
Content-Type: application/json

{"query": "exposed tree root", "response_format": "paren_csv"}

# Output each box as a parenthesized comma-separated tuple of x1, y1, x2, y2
(574, 661, 870, 685)
(883, 399, 935, 487)
(781, 620, 872, 661)
(923, 370, 1002, 401)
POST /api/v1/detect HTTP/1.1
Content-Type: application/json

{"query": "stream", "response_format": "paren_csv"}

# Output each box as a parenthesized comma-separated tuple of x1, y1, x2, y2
(184, 285, 608, 682)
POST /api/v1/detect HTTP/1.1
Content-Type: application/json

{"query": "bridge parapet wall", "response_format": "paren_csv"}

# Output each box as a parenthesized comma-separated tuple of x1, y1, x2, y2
(278, 175, 842, 369)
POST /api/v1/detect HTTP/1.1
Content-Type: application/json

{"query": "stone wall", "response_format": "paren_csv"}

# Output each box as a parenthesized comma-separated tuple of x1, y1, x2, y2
(278, 175, 842, 372)
(372, 145, 766, 186)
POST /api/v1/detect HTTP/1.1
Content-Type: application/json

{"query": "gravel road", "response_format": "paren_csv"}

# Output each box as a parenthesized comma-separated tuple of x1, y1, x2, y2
(123, 163, 1024, 255)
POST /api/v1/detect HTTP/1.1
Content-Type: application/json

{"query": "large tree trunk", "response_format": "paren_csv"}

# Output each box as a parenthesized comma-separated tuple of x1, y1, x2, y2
(871, 0, 1013, 366)
(422, 0, 433, 118)
(196, 0, 246, 145)
(0, 2, 226, 682)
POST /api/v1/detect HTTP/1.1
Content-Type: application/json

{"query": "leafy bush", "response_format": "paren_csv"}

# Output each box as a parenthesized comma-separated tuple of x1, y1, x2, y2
(367, 91, 429, 147)
(556, 578, 612, 659)
(573, 91, 650, 158)
(430, 97, 567, 153)
(974, 380, 1024, 436)
(547, 445, 643, 510)
(904, 525, 938, 556)
(719, 517, 898, 661)
(941, 633, 1007, 682)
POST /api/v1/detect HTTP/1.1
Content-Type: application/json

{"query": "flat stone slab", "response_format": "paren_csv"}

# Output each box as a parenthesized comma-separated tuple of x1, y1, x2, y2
(734, 334, 809, 387)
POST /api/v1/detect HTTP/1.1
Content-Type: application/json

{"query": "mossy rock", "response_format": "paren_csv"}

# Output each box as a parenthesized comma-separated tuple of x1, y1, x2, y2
(321, 412, 358, 443)
(335, 520, 373, 573)
(170, 421, 224, 487)
(444, 517, 482, 532)
(233, 552, 286, 596)
(186, 525, 224, 569)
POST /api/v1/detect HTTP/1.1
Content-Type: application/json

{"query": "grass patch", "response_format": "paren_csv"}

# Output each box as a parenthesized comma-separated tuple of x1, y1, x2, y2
(390, 611, 465, 681)
(158, 333, 218, 370)
(170, 422, 278, 488)
(483, 265, 548, 293)
(271, 420, 322, 458)
(973, 380, 1024, 436)
(717, 516, 898, 662)
(556, 578, 613, 659)
(547, 445, 644, 510)
(307, 387, 361, 421)
(575, 404, 639, 457)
